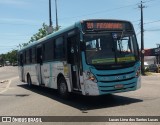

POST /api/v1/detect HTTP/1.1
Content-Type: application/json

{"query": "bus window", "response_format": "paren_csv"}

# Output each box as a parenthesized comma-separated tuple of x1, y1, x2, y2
(43, 40, 54, 61)
(54, 37, 65, 59)
(36, 46, 43, 64)
(86, 39, 97, 50)
(23, 51, 26, 64)
(19, 53, 23, 66)
(115, 34, 137, 58)
(26, 50, 30, 64)
(32, 47, 36, 63)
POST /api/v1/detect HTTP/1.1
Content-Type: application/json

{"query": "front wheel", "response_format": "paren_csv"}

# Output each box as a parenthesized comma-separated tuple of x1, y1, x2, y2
(58, 77, 69, 99)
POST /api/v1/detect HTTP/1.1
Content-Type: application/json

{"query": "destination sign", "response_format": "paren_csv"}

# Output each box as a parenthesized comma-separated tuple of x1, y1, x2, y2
(86, 22, 123, 30)
(83, 20, 132, 31)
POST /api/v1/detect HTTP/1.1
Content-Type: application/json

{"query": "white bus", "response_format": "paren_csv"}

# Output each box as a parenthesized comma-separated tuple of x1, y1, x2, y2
(18, 19, 141, 98)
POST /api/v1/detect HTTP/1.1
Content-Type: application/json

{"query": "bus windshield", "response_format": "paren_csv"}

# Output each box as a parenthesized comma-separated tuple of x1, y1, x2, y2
(84, 32, 139, 65)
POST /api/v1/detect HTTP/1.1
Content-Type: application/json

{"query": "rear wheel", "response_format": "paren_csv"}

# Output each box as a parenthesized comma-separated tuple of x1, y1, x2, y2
(58, 77, 69, 99)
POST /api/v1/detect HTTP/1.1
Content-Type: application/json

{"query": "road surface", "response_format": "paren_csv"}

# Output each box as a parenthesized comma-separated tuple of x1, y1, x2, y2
(0, 66, 160, 125)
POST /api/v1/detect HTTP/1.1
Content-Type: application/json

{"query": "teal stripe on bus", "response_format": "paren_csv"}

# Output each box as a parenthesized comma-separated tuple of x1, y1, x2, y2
(98, 78, 137, 87)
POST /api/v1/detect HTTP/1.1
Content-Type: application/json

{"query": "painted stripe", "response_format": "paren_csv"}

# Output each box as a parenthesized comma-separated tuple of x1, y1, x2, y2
(0, 77, 18, 94)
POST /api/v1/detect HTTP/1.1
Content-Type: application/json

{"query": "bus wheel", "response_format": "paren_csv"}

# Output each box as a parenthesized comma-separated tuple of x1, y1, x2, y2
(27, 75, 32, 88)
(58, 77, 69, 99)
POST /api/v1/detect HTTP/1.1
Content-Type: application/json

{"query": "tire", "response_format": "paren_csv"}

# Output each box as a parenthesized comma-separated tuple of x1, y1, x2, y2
(58, 77, 69, 99)
(27, 75, 32, 88)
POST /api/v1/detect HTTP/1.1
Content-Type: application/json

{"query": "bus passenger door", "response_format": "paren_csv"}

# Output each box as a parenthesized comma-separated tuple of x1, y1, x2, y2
(67, 35, 80, 90)
(36, 46, 43, 85)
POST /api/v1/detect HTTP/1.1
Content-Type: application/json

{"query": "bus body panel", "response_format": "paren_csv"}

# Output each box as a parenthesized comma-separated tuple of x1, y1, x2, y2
(80, 52, 141, 96)
(23, 64, 39, 85)
(136, 76, 141, 89)
(18, 66, 24, 82)
(81, 72, 100, 96)
(19, 62, 72, 92)
(41, 61, 72, 92)
(18, 19, 141, 96)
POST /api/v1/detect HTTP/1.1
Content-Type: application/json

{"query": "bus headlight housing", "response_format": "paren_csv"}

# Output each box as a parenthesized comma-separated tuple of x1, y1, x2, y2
(136, 67, 141, 77)
(85, 71, 97, 83)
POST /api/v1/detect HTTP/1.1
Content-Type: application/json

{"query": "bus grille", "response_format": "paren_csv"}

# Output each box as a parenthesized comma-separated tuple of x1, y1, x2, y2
(95, 70, 137, 94)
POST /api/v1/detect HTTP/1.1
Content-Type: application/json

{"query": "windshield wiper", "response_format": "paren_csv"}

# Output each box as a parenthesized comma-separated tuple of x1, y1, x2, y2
(118, 40, 122, 53)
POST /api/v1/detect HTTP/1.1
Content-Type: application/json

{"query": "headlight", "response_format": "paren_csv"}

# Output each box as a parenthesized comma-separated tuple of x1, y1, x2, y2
(85, 71, 97, 83)
(136, 67, 141, 77)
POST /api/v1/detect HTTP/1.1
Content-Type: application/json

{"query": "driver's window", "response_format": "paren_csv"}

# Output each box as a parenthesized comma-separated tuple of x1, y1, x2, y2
(117, 37, 132, 53)
(86, 39, 97, 50)
(121, 38, 129, 52)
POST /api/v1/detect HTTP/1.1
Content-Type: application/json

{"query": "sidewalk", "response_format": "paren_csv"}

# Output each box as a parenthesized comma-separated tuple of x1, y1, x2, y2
(151, 73, 160, 76)
(143, 72, 160, 77)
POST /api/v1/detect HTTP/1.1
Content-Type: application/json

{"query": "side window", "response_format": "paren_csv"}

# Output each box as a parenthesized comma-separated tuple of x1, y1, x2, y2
(43, 40, 54, 61)
(26, 50, 30, 64)
(23, 51, 26, 64)
(32, 47, 36, 63)
(29, 49, 32, 63)
(36, 46, 43, 64)
(54, 37, 65, 59)
(18, 53, 23, 66)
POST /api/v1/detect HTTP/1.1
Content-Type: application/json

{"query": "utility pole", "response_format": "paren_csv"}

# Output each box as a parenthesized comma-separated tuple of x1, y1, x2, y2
(156, 44, 160, 64)
(139, 1, 145, 75)
(48, 0, 53, 34)
(49, 0, 52, 27)
(156, 44, 160, 73)
(55, 0, 58, 30)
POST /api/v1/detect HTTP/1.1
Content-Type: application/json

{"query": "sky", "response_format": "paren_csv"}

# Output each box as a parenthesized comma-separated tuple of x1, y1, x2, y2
(0, 0, 160, 54)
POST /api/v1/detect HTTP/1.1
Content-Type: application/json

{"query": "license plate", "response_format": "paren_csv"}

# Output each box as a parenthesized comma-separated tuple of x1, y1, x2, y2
(115, 84, 124, 89)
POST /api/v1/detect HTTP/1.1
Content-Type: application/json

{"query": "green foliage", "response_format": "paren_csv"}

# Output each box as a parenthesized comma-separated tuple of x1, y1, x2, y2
(29, 23, 48, 43)
(18, 23, 61, 49)
(0, 50, 18, 64)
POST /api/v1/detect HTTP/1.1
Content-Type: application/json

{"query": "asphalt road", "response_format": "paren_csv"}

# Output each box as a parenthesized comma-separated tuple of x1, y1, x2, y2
(0, 66, 18, 80)
(0, 66, 160, 125)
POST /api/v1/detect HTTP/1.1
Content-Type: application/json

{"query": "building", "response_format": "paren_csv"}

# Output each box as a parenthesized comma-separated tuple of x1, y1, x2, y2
(144, 56, 156, 65)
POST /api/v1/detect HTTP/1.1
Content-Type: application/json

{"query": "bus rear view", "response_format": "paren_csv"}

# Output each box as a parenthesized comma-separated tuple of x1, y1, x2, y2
(80, 19, 141, 95)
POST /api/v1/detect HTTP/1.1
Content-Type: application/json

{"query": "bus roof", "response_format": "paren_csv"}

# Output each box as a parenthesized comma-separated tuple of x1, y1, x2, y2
(18, 22, 80, 52)
(18, 19, 133, 52)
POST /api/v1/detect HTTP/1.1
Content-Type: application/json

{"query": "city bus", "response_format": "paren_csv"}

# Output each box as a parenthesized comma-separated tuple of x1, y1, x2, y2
(18, 19, 141, 98)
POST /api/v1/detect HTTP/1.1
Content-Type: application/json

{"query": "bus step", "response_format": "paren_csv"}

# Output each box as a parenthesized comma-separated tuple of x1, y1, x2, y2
(73, 88, 79, 91)
(40, 84, 45, 86)
(72, 89, 82, 94)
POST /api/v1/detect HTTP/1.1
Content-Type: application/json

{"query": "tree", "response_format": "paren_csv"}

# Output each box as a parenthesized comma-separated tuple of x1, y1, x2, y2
(29, 23, 48, 43)
(18, 23, 60, 49)
(0, 50, 18, 65)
